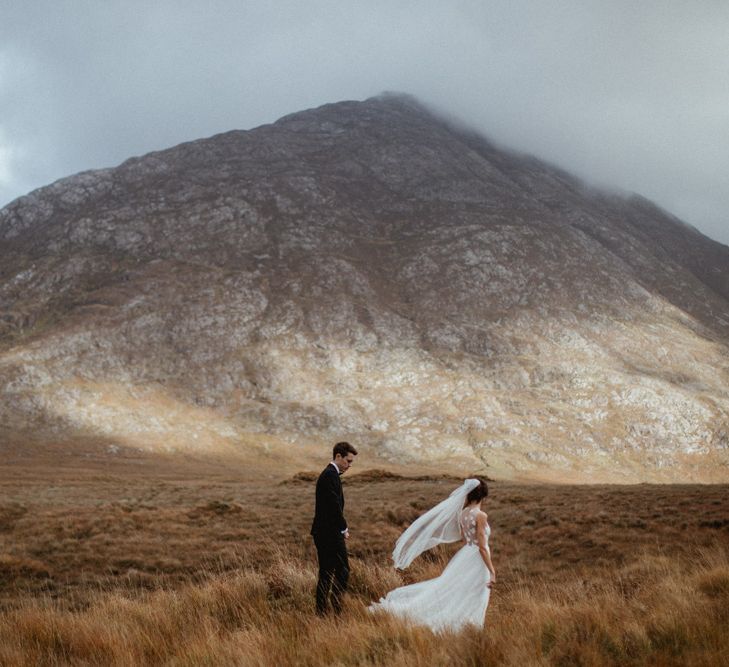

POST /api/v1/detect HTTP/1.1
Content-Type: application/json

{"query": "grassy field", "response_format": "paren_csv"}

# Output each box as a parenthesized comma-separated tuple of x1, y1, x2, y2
(1, 445, 728, 666)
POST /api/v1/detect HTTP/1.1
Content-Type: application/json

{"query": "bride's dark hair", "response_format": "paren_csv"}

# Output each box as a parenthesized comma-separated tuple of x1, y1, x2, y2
(464, 478, 489, 506)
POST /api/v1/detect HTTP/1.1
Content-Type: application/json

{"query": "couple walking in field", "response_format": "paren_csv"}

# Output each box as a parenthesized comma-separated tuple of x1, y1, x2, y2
(310, 442, 495, 633)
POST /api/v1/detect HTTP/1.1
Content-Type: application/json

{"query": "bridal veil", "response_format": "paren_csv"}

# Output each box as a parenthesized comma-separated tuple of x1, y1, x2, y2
(391, 478, 480, 569)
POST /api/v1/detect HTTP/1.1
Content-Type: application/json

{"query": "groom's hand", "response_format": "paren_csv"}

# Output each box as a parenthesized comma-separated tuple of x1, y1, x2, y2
(344, 528, 350, 540)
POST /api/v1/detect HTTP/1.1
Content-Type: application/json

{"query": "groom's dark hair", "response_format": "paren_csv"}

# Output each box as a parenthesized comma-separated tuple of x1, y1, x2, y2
(333, 441, 358, 458)
(465, 478, 489, 504)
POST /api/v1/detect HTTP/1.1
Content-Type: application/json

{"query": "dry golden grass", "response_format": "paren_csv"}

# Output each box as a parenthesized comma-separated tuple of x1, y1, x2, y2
(1, 447, 728, 665)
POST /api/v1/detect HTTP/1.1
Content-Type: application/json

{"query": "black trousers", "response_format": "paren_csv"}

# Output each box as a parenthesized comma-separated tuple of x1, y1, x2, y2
(313, 532, 349, 614)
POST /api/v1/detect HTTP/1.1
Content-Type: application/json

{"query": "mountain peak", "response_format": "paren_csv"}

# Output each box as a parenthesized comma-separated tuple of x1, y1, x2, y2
(1, 96, 728, 481)
(270, 91, 438, 135)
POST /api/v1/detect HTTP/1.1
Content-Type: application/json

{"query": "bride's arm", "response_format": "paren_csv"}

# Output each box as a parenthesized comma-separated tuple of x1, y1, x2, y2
(476, 512, 496, 584)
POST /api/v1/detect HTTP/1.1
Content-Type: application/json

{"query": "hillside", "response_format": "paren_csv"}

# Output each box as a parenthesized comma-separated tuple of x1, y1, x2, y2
(1, 93, 728, 481)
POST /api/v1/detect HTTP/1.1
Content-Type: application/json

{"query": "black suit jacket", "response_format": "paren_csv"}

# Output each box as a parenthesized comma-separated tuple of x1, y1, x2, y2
(310, 464, 347, 537)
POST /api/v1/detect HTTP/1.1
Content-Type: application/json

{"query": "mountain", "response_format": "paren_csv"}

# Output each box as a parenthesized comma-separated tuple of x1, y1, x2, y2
(1, 93, 728, 481)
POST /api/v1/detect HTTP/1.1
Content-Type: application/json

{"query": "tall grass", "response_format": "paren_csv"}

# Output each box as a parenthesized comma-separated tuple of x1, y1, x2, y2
(3, 461, 728, 665)
(1, 546, 727, 666)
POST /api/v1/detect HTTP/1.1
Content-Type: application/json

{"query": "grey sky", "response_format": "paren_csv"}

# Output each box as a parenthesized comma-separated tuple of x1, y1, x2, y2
(1, 1, 727, 245)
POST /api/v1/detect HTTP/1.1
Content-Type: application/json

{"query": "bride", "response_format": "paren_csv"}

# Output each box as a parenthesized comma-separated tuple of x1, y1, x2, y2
(369, 478, 494, 633)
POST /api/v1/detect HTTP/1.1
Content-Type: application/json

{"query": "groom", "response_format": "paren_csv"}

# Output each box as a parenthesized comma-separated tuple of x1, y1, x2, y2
(310, 441, 358, 615)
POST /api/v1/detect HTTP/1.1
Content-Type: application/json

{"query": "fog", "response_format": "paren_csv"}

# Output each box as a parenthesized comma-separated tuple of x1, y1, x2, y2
(1, 1, 727, 244)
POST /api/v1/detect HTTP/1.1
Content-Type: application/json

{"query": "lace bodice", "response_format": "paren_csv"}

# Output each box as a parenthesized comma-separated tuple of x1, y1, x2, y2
(459, 506, 490, 546)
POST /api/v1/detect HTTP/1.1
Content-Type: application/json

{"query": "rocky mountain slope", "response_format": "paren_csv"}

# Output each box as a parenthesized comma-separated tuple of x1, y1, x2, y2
(1, 93, 728, 481)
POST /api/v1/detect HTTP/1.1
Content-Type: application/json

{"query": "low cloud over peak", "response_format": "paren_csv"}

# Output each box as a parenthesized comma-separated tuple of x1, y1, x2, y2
(1, 1, 727, 245)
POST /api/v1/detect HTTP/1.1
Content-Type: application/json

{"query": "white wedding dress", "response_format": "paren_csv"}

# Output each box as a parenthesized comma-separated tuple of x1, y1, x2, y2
(370, 506, 491, 633)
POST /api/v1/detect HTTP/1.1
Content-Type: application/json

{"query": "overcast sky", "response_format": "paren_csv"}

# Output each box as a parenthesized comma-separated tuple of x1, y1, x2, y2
(1, 1, 727, 245)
